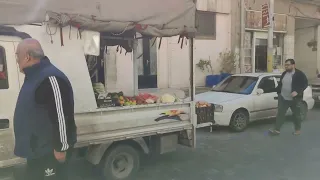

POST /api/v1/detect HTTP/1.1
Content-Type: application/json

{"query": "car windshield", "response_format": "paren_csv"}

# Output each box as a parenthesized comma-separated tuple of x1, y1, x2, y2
(212, 76, 258, 94)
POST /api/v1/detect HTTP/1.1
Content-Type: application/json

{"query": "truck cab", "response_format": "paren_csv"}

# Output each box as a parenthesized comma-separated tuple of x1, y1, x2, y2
(0, 35, 22, 167)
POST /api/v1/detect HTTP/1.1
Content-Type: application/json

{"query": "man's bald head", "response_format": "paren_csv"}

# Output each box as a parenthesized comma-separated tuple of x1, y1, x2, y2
(17, 38, 44, 60)
(16, 38, 45, 73)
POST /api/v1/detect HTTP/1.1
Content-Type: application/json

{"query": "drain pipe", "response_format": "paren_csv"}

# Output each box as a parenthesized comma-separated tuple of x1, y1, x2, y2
(240, 0, 245, 73)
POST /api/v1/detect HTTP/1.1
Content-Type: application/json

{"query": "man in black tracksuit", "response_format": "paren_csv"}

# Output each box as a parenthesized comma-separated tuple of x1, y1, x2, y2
(269, 59, 308, 135)
(14, 38, 77, 180)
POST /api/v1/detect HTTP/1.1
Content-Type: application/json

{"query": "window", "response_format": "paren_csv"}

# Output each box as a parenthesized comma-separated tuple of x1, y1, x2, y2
(212, 76, 258, 95)
(0, 46, 8, 89)
(258, 77, 275, 93)
(195, 10, 216, 39)
(275, 76, 281, 85)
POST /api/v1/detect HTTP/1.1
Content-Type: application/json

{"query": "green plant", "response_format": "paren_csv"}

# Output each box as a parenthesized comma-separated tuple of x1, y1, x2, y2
(219, 50, 237, 74)
(196, 58, 214, 74)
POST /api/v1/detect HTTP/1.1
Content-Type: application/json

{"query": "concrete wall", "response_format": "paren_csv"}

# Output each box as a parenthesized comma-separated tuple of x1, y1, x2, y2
(105, 0, 232, 94)
(163, 13, 231, 88)
(295, 19, 318, 79)
(105, 47, 134, 95)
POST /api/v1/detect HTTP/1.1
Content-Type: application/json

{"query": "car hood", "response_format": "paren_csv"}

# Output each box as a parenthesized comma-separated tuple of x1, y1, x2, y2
(194, 91, 247, 104)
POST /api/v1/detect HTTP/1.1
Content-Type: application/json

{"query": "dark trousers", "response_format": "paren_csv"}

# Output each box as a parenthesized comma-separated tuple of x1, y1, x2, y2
(25, 150, 72, 180)
(275, 95, 302, 131)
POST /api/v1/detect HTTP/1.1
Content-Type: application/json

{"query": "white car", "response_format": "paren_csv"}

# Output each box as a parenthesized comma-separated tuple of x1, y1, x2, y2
(195, 73, 315, 132)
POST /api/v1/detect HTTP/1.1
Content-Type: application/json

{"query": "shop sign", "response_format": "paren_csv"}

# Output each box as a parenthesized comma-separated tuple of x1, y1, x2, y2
(246, 10, 287, 32)
(261, 3, 270, 28)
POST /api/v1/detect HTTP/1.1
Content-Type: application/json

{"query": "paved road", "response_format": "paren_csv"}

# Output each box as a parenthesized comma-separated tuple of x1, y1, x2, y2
(135, 107, 320, 180)
(66, 106, 320, 180)
(3, 107, 320, 180)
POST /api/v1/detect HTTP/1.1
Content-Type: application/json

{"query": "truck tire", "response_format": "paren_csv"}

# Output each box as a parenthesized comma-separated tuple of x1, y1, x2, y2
(101, 144, 140, 180)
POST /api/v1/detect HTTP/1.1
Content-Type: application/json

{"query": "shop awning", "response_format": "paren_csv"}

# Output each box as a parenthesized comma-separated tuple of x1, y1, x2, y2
(0, 0, 196, 37)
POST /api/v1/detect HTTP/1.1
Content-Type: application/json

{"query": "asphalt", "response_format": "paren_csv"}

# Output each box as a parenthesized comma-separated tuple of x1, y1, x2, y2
(134, 107, 320, 180)
(2, 107, 320, 180)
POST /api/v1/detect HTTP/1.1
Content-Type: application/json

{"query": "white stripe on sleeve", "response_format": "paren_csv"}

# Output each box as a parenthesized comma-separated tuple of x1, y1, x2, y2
(49, 76, 69, 151)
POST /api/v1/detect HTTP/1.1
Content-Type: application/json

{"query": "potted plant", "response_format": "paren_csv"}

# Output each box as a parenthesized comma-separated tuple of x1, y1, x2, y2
(196, 58, 220, 87)
(219, 50, 236, 81)
(196, 51, 237, 87)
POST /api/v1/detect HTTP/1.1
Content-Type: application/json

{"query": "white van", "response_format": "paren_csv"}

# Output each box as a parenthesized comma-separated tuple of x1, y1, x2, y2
(0, 25, 196, 180)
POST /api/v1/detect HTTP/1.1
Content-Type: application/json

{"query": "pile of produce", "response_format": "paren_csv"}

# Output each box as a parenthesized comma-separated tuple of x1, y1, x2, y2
(160, 93, 176, 103)
(105, 92, 159, 106)
(123, 96, 137, 106)
(135, 93, 158, 105)
(107, 92, 125, 106)
(196, 101, 211, 108)
(93, 86, 180, 107)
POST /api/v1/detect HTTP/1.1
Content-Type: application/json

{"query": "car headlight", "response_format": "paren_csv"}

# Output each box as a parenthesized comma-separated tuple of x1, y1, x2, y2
(214, 104, 223, 112)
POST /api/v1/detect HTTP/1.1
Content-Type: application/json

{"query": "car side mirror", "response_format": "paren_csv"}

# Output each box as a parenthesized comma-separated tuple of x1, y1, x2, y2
(256, 88, 264, 95)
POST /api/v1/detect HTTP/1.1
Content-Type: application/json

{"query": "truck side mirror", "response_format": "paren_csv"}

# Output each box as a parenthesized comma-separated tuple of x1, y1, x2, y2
(83, 31, 100, 56)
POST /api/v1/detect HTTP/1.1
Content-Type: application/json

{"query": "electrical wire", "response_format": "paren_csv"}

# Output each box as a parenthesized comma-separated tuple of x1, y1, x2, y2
(111, 23, 130, 36)
(46, 23, 58, 36)
(244, 0, 319, 19)
(288, 1, 319, 18)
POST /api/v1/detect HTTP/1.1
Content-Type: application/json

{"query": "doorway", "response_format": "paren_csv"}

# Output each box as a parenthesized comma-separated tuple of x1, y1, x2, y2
(252, 32, 268, 72)
(252, 32, 284, 73)
(255, 38, 268, 72)
(138, 37, 158, 89)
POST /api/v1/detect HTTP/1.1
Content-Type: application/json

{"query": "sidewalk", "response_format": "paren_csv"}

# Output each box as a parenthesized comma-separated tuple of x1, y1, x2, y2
(183, 86, 211, 96)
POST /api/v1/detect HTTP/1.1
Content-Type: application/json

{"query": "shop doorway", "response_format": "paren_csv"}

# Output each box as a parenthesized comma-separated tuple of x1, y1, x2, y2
(255, 38, 268, 72)
(138, 37, 158, 89)
(252, 32, 284, 73)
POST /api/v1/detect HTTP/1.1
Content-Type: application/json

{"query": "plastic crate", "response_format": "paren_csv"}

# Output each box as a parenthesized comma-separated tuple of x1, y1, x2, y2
(196, 105, 215, 124)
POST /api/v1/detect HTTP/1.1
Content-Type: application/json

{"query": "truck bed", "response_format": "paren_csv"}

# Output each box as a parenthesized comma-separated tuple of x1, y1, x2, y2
(75, 102, 193, 147)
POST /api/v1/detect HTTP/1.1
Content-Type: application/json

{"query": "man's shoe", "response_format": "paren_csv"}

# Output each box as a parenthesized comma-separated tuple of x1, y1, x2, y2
(292, 131, 301, 135)
(268, 129, 280, 136)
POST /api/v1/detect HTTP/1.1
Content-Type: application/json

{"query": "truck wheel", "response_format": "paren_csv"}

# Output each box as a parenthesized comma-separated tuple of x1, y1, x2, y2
(229, 110, 249, 132)
(101, 144, 140, 180)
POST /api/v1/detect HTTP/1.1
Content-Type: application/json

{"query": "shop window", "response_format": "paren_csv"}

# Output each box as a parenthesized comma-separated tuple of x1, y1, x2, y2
(273, 33, 284, 69)
(195, 10, 216, 39)
(0, 46, 8, 89)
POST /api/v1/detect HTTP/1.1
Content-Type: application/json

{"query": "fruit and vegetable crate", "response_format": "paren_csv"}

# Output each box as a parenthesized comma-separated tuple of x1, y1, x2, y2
(195, 103, 215, 124)
(97, 98, 116, 108)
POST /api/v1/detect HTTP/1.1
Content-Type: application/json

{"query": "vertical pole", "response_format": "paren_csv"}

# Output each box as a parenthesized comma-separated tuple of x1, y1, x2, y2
(133, 36, 139, 96)
(189, 38, 196, 148)
(240, 0, 245, 73)
(189, 38, 195, 101)
(317, 25, 320, 77)
(267, 0, 274, 72)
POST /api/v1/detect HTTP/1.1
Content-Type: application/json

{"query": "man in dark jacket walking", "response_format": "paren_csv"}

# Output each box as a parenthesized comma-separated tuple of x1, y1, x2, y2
(14, 38, 77, 180)
(269, 59, 308, 136)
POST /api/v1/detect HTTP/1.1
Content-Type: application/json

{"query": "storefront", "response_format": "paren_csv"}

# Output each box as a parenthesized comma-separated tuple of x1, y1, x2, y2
(243, 10, 287, 73)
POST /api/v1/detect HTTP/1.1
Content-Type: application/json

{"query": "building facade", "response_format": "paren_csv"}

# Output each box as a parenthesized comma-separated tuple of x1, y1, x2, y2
(104, 0, 231, 95)
(231, 0, 320, 79)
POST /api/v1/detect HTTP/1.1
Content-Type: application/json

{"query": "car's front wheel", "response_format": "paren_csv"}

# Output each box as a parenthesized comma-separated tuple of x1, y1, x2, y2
(229, 109, 249, 132)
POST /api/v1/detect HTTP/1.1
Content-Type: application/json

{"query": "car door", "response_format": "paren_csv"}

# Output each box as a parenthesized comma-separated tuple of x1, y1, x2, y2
(252, 76, 278, 120)
(0, 38, 21, 163)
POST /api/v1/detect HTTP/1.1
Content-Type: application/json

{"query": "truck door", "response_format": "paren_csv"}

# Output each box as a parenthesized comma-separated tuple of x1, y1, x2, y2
(0, 38, 20, 163)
